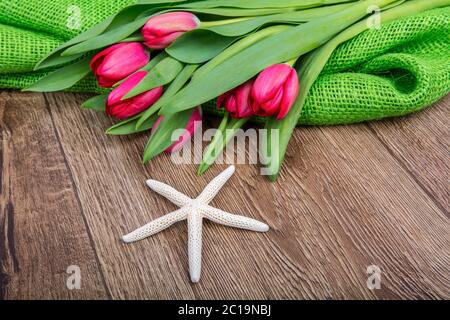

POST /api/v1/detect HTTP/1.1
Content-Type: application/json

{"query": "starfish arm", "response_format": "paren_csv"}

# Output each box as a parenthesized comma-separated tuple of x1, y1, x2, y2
(188, 211, 203, 283)
(200, 205, 269, 233)
(196, 166, 235, 204)
(146, 179, 192, 207)
(122, 208, 188, 243)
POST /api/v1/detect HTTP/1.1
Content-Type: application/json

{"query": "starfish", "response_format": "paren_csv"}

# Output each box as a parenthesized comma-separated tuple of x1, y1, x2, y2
(122, 166, 269, 283)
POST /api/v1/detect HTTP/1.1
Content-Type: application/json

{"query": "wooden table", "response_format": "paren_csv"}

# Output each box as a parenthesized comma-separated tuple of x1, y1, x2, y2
(0, 92, 448, 299)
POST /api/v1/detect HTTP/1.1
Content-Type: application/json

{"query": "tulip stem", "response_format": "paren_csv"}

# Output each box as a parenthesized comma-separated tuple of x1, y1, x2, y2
(285, 57, 299, 67)
(200, 17, 252, 28)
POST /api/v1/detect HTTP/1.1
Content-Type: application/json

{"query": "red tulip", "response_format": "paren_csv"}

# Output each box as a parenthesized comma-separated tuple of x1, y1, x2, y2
(217, 80, 255, 119)
(142, 12, 200, 49)
(90, 42, 150, 88)
(152, 107, 203, 153)
(251, 64, 299, 120)
(106, 71, 163, 120)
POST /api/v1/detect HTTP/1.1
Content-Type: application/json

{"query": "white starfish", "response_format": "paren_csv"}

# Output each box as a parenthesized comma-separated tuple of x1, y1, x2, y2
(122, 166, 269, 283)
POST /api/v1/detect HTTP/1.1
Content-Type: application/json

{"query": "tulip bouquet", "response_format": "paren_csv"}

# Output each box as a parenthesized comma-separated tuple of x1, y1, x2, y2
(26, 0, 450, 180)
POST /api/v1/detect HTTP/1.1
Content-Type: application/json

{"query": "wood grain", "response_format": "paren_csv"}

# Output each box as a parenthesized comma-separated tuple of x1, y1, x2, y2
(368, 98, 449, 215)
(0, 92, 107, 299)
(1, 91, 449, 299)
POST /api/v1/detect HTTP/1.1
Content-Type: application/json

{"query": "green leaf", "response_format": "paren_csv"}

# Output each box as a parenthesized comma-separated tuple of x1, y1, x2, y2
(34, 2, 170, 70)
(188, 7, 294, 17)
(120, 32, 144, 42)
(24, 57, 91, 92)
(198, 114, 248, 175)
(178, 0, 356, 9)
(123, 57, 184, 99)
(160, 0, 397, 115)
(197, 114, 249, 175)
(262, 0, 443, 181)
(61, 17, 150, 56)
(143, 108, 194, 163)
(136, 64, 198, 128)
(201, 2, 355, 37)
(82, 94, 108, 111)
(193, 25, 290, 80)
(106, 114, 158, 135)
(143, 51, 169, 71)
(166, 30, 237, 64)
(61, 0, 192, 57)
(34, 19, 112, 70)
(137, 0, 188, 4)
(35, 53, 85, 71)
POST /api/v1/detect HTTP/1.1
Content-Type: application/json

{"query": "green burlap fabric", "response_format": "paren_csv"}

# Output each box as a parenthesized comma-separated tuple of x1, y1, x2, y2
(0, 1, 449, 125)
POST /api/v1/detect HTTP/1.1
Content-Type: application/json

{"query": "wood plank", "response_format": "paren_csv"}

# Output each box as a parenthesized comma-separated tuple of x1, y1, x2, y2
(0, 92, 108, 299)
(368, 95, 450, 215)
(44, 93, 197, 299)
(274, 122, 450, 299)
(45, 92, 450, 299)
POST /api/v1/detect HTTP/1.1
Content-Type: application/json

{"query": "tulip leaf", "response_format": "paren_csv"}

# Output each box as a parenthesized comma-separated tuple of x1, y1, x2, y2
(187, 7, 293, 17)
(200, 3, 355, 37)
(34, 2, 172, 70)
(166, 30, 237, 64)
(136, 64, 198, 128)
(81, 94, 108, 111)
(262, 0, 428, 181)
(123, 57, 184, 99)
(142, 51, 168, 71)
(106, 114, 159, 135)
(198, 114, 248, 175)
(180, 0, 356, 9)
(160, 0, 392, 115)
(24, 57, 91, 92)
(121, 33, 145, 42)
(35, 53, 86, 71)
(143, 108, 194, 163)
(61, 17, 150, 56)
(137, 0, 189, 4)
(61, 0, 193, 57)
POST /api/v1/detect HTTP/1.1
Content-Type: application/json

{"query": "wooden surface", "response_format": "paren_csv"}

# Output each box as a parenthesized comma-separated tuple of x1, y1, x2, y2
(0, 91, 449, 300)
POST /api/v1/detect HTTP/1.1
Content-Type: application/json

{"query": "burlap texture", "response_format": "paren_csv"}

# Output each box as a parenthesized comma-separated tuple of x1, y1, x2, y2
(0, 1, 448, 125)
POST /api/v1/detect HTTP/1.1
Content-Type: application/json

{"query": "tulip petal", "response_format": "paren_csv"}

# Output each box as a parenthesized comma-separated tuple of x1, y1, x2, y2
(263, 87, 284, 115)
(166, 107, 203, 153)
(91, 42, 149, 88)
(97, 43, 149, 79)
(252, 64, 292, 103)
(107, 71, 148, 106)
(144, 12, 200, 34)
(132, 86, 164, 112)
(217, 93, 227, 110)
(142, 12, 200, 49)
(106, 71, 163, 120)
(276, 70, 299, 120)
(235, 80, 254, 118)
(144, 32, 184, 50)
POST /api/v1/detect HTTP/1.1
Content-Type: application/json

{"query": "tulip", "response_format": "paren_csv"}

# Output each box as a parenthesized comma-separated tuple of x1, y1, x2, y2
(90, 42, 150, 88)
(142, 12, 200, 49)
(251, 64, 299, 120)
(152, 107, 203, 153)
(217, 80, 255, 119)
(106, 71, 163, 120)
